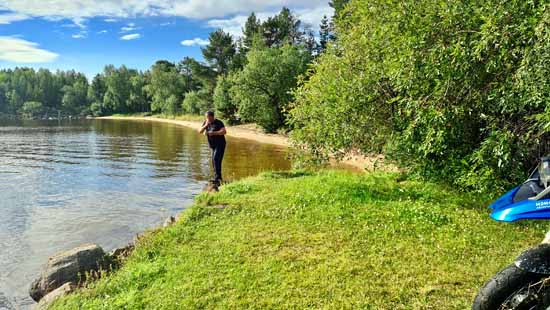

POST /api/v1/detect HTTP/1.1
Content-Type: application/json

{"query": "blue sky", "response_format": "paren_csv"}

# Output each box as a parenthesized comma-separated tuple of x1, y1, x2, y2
(0, 1, 332, 77)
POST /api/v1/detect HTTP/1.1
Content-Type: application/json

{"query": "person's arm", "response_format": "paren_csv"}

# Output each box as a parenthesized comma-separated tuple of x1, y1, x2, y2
(208, 127, 227, 136)
(199, 121, 208, 134)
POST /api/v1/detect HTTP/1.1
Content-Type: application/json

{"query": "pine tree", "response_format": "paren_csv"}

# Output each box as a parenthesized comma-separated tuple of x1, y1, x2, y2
(319, 15, 331, 53)
(201, 29, 236, 75)
(242, 13, 261, 52)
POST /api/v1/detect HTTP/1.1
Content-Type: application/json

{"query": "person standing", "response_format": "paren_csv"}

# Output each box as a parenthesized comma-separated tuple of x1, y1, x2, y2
(199, 111, 227, 185)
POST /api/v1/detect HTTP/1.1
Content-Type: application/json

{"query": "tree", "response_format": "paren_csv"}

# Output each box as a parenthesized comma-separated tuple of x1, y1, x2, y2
(88, 74, 106, 104)
(20, 101, 44, 119)
(213, 74, 239, 124)
(291, 0, 550, 192)
(242, 13, 261, 52)
(201, 29, 236, 75)
(182, 90, 211, 115)
(232, 44, 311, 133)
(303, 26, 318, 56)
(145, 61, 183, 114)
(329, 0, 350, 18)
(319, 15, 331, 53)
(61, 78, 88, 115)
(261, 7, 302, 48)
(177, 57, 200, 93)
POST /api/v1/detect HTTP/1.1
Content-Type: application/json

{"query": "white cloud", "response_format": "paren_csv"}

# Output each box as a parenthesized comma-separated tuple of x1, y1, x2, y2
(72, 32, 87, 39)
(104, 18, 117, 22)
(0, 0, 329, 20)
(121, 22, 140, 32)
(207, 5, 333, 38)
(120, 33, 141, 40)
(0, 36, 59, 63)
(181, 38, 209, 46)
(0, 12, 28, 24)
(98, 30, 108, 34)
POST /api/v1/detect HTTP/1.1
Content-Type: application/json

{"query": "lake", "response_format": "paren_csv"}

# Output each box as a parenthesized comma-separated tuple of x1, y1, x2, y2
(0, 119, 291, 309)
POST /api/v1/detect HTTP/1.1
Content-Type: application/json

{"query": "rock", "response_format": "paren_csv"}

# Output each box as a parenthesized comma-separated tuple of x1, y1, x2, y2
(35, 282, 74, 310)
(29, 244, 110, 302)
(163, 216, 176, 227)
(203, 182, 219, 193)
(109, 243, 135, 263)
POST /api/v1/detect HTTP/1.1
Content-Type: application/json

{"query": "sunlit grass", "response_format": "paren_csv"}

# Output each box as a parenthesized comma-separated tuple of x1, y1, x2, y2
(51, 170, 549, 309)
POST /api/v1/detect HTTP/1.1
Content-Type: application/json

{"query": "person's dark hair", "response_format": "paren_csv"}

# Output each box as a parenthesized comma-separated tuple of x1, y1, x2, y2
(206, 111, 215, 117)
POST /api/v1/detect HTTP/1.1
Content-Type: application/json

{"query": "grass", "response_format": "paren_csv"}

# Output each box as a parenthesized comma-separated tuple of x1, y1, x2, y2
(50, 170, 549, 309)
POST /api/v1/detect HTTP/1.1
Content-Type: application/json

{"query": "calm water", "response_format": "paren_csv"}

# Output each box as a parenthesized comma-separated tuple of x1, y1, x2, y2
(0, 119, 291, 309)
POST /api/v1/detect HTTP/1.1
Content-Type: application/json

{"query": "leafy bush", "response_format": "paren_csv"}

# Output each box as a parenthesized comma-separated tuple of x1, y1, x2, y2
(291, 0, 550, 192)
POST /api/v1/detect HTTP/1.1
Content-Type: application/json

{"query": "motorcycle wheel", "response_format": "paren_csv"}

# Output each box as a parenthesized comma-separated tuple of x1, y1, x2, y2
(473, 264, 550, 310)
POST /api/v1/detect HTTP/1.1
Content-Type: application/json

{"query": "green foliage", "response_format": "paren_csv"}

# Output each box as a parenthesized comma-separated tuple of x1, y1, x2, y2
(291, 0, 550, 192)
(145, 61, 183, 114)
(182, 90, 211, 115)
(62, 78, 88, 115)
(0, 68, 86, 116)
(318, 15, 332, 53)
(242, 13, 261, 52)
(232, 44, 311, 133)
(20, 101, 44, 119)
(50, 170, 546, 309)
(100, 65, 147, 115)
(201, 29, 236, 75)
(261, 7, 302, 48)
(213, 74, 239, 124)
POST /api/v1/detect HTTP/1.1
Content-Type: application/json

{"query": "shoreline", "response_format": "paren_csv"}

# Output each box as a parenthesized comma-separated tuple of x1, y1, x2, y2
(97, 116, 288, 148)
(96, 116, 395, 172)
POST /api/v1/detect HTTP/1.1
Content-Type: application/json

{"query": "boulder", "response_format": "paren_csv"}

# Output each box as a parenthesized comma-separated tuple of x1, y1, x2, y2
(109, 243, 135, 263)
(29, 244, 110, 302)
(163, 216, 176, 227)
(35, 282, 75, 310)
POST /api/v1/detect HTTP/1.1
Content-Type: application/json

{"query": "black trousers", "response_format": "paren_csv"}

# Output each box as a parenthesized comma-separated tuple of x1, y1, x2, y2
(211, 143, 225, 182)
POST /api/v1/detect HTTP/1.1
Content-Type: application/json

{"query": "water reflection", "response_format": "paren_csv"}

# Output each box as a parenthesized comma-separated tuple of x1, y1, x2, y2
(0, 119, 290, 309)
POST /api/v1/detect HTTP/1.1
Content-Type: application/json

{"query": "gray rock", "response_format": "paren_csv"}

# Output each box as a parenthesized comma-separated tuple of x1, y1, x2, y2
(163, 216, 176, 227)
(29, 244, 109, 302)
(35, 282, 74, 310)
(109, 243, 135, 262)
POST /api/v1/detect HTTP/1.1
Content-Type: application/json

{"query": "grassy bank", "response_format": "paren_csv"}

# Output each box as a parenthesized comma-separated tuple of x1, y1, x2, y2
(51, 170, 547, 309)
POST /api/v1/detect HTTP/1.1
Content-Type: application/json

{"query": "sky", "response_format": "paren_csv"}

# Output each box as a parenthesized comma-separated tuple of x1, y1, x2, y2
(0, 0, 333, 77)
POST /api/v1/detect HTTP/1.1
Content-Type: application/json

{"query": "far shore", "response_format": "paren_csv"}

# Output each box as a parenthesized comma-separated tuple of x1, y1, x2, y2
(97, 115, 394, 172)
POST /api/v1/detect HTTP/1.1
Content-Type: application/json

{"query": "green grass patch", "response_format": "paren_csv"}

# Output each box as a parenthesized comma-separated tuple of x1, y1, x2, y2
(51, 170, 549, 309)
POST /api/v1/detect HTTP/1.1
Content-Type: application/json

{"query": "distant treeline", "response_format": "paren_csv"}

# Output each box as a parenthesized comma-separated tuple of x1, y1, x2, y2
(0, 2, 346, 133)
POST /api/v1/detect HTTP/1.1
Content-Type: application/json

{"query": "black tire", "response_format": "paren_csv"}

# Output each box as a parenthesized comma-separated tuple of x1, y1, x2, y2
(473, 264, 546, 310)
